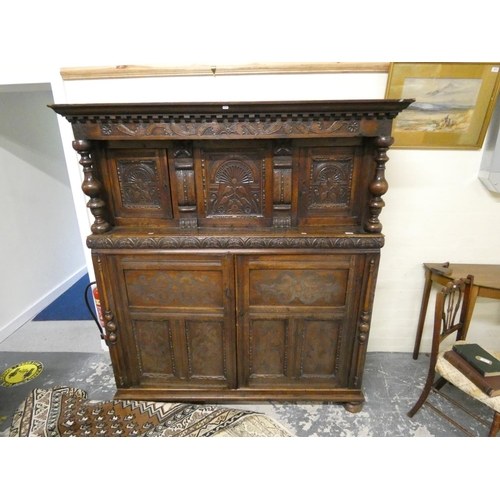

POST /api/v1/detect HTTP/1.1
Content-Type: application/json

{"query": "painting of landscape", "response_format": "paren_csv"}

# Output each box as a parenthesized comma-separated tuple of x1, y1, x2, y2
(394, 77, 482, 133)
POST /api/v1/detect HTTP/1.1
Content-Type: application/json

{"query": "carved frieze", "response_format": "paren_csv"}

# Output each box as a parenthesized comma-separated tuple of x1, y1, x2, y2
(95, 119, 361, 140)
(52, 100, 413, 143)
(87, 234, 384, 249)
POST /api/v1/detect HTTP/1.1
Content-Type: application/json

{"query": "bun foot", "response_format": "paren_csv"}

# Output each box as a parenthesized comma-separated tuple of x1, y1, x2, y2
(344, 401, 363, 413)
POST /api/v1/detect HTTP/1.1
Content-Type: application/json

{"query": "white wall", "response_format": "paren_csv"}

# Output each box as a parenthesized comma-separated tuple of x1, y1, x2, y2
(0, 87, 86, 340)
(375, 148, 500, 352)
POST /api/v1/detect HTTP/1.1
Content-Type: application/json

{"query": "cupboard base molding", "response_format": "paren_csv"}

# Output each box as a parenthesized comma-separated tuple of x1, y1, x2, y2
(114, 388, 365, 407)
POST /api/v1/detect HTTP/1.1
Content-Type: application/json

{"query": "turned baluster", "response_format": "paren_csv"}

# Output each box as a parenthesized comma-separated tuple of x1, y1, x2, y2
(365, 136, 393, 233)
(73, 139, 111, 234)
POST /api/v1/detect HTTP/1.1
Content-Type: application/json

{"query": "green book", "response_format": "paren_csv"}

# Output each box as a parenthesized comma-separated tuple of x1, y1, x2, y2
(452, 344, 500, 377)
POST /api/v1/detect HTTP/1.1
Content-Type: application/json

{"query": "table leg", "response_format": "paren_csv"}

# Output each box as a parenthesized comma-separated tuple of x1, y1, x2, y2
(413, 268, 433, 360)
(461, 285, 479, 340)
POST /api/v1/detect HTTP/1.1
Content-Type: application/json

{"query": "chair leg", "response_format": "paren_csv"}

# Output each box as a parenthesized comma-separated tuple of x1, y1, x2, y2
(408, 378, 434, 418)
(488, 412, 500, 437)
(413, 268, 433, 360)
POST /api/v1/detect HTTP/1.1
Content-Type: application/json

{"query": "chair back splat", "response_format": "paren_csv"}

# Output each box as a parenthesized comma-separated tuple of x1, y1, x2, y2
(435, 277, 471, 347)
(407, 275, 500, 437)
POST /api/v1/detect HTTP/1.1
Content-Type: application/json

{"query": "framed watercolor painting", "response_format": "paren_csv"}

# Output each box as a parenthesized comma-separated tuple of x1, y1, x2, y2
(385, 62, 500, 149)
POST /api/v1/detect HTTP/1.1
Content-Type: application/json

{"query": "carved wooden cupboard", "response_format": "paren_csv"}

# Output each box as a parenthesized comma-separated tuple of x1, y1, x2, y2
(51, 100, 411, 412)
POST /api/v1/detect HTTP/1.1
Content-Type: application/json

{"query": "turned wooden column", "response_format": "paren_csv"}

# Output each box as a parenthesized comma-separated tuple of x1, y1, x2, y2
(73, 139, 111, 234)
(365, 136, 393, 234)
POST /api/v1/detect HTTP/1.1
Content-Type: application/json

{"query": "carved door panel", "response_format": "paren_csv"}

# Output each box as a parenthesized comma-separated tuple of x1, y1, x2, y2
(297, 143, 366, 227)
(236, 254, 363, 389)
(102, 147, 173, 224)
(194, 141, 274, 227)
(107, 254, 237, 390)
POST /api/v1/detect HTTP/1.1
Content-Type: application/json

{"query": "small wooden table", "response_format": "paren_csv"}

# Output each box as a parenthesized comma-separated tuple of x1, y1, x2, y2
(413, 262, 500, 359)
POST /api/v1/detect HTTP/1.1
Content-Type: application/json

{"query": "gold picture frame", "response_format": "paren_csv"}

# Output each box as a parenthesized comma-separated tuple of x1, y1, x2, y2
(385, 62, 500, 149)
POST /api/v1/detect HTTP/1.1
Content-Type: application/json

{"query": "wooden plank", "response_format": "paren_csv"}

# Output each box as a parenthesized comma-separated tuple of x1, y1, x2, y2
(60, 62, 390, 81)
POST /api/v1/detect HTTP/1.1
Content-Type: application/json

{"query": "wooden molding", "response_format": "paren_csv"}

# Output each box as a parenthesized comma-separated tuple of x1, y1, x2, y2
(60, 62, 390, 81)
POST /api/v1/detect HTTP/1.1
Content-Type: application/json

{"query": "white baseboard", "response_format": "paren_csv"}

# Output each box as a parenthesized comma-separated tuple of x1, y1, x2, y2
(0, 267, 88, 345)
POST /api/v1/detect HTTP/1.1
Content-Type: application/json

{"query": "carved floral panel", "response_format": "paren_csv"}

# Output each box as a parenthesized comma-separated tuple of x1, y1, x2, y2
(117, 159, 161, 209)
(308, 157, 353, 209)
(106, 149, 173, 221)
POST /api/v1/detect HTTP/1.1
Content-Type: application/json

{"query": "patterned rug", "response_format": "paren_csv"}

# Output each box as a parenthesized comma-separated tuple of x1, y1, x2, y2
(9, 386, 293, 437)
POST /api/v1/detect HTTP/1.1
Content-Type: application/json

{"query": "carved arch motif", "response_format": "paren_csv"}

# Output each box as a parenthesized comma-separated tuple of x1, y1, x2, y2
(209, 159, 262, 216)
(117, 160, 161, 209)
(309, 158, 353, 209)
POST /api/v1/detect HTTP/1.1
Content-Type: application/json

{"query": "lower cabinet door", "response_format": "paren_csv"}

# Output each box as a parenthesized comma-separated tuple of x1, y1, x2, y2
(107, 253, 237, 390)
(237, 254, 364, 390)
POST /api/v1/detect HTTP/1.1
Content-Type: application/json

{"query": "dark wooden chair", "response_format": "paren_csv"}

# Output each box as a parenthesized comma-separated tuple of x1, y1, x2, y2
(408, 275, 500, 437)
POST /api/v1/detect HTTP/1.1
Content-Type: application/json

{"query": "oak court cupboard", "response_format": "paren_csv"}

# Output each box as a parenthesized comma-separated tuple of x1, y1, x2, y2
(51, 99, 412, 413)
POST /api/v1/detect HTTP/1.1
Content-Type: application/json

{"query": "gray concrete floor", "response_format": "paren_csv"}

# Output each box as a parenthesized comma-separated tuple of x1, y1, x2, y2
(0, 320, 103, 353)
(0, 320, 496, 437)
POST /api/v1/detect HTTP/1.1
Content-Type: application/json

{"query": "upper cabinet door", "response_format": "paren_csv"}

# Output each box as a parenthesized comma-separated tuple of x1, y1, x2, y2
(101, 146, 173, 225)
(194, 141, 274, 227)
(296, 140, 370, 228)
